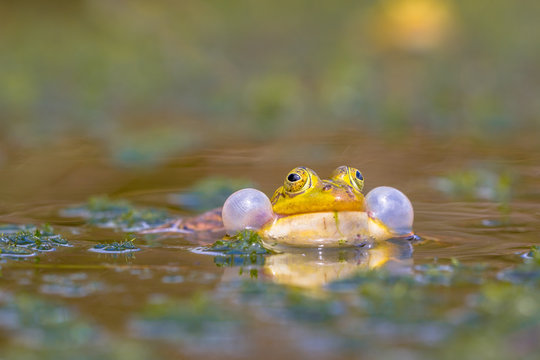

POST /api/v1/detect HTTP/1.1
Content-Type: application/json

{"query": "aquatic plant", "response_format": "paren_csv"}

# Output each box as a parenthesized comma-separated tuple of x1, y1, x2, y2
(0, 292, 152, 360)
(432, 168, 513, 203)
(206, 230, 271, 267)
(210, 230, 270, 255)
(90, 236, 140, 254)
(0, 226, 69, 257)
(0, 293, 99, 346)
(497, 246, 540, 285)
(62, 196, 172, 232)
(2, 0, 540, 151)
(130, 294, 246, 356)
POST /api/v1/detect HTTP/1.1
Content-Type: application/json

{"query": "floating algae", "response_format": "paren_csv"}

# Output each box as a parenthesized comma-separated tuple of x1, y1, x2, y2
(62, 196, 172, 232)
(0, 225, 70, 258)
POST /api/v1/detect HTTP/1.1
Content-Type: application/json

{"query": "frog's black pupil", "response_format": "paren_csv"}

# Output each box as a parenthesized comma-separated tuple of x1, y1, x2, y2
(288, 173, 301, 182)
(356, 170, 363, 180)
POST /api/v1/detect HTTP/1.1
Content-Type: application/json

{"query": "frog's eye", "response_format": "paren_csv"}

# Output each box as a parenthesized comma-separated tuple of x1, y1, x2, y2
(350, 167, 364, 192)
(284, 167, 312, 194)
(331, 165, 364, 192)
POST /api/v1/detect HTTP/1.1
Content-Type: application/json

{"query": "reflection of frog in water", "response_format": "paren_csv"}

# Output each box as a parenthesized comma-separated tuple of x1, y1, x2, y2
(220, 239, 414, 288)
(147, 166, 414, 248)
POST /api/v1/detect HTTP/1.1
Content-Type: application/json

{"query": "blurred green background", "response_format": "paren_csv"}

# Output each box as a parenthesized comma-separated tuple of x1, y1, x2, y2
(1, 0, 539, 161)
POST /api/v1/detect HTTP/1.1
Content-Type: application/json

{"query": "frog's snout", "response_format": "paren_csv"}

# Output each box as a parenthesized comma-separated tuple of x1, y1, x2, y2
(366, 186, 414, 237)
(222, 188, 275, 234)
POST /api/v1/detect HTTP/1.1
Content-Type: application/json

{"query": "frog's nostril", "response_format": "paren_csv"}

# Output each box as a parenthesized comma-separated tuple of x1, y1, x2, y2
(322, 184, 332, 191)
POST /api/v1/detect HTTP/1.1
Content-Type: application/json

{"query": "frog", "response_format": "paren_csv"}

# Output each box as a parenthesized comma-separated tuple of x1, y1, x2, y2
(221, 165, 414, 247)
(144, 166, 414, 247)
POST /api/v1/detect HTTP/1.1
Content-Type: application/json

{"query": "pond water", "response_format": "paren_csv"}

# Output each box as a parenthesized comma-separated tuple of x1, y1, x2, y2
(0, 131, 539, 360)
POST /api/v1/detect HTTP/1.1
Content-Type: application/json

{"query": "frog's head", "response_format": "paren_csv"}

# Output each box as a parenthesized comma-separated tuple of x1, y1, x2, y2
(222, 166, 366, 233)
(270, 166, 366, 215)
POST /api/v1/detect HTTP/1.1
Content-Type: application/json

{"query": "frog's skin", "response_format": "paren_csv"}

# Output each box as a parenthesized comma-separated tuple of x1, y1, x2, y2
(144, 166, 414, 247)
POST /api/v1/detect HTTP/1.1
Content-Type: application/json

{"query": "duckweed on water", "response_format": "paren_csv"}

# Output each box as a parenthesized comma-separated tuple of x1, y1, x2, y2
(414, 258, 489, 286)
(206, 230, 271, 267)
(0, 292, 152, 360)
(0, 226, 69, 257)
(497, 246, 540, 285)
(523, 245, 540, 262)
(62, 196, 172, 232)
(239, 281, 345, 324)
(210, 230, 270, 255)
(0, 293, 99, 349)
(0, 224, 36, 233)
(1, 242, 539, 358)
(130, 294, 246, 355)
(223, 256, 540, 357)
(432, 168, 513, 204)
(90, 236, 140, 254)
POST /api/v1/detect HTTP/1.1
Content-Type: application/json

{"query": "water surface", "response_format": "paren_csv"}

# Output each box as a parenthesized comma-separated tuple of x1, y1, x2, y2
(1, 132, 539, 359)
